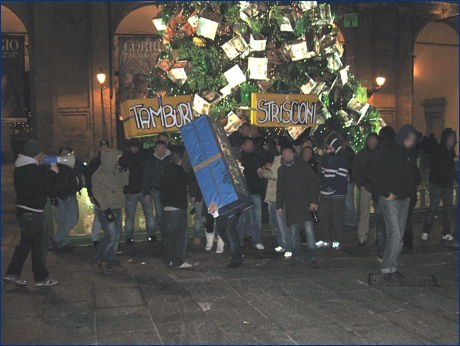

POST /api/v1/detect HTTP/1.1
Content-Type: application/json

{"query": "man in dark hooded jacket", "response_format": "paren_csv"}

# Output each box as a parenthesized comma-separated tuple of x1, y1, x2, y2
(421, 128, 458, 242)
(118, 138, 155, 244)
(370, 124, 419, 279)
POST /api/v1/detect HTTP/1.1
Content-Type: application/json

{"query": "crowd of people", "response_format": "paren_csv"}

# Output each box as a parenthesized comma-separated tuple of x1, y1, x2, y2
(3, 121, 458, 286)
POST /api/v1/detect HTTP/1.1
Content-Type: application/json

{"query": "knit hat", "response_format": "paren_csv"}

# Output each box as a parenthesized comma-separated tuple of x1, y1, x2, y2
(127, 138, 141, 148)
(22, 140, 43, 158)
(326, 134, 342, 152)
(99, 140, 110, 147)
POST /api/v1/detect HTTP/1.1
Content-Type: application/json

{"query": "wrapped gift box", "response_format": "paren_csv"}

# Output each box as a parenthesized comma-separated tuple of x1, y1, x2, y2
(180, 115, 254, 217)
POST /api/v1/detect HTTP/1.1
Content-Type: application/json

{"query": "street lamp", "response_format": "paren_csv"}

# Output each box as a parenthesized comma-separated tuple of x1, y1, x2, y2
(367, 76, 386, 98)
(97, 69, 106, 85)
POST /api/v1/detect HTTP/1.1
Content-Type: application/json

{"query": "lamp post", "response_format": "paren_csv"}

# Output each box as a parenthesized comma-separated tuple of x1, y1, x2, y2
(367, 76, 385, 98)
(96, 68, 106, 147)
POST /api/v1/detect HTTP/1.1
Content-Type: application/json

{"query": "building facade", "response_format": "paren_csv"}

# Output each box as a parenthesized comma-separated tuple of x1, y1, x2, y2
(2, 1, 458, 162)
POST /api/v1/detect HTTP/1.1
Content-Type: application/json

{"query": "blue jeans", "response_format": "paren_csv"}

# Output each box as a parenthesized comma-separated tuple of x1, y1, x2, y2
(152, 188, 167, 240)
(343, 183, 359, 227)
(125, 192, 155, 239)
(373, 199, 386, 258)
(189, 192, 204, 239)
(92, 208, 122, 269)
(238, 194, 262, 246)
(379, 197, 410, 274)
(52, 196, 79, 246)
(423, 184, 453, 236)
(268, 202, 289, 250)
(290, 221, 317, 263)
(91, 210, 101, 242)
(216, 213, 243, 264)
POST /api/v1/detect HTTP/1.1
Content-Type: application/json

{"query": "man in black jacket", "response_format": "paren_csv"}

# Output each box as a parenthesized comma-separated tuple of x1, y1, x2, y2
(238, 138, 266, 250)
(4, 140, 59, 287)
(421, 128, 458, 242)
(142, 140, 171, 241)
(277, 145, 320, 268)
(49, 147, 82, 253)
(118, 138, 156, 245)
(84, 140, 110, 247)
(370, 125, 419, 279)
(354, 133, 378, 246)
(160, 151, 195, 268)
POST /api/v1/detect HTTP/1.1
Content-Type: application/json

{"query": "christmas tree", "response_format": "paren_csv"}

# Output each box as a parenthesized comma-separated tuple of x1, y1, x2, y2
(148, 1, 383, 151)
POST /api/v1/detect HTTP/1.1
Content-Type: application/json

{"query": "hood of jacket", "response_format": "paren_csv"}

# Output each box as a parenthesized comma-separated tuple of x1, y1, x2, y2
(395, 124, 418, 147)
(154, 149, 171, 160)
(15, 154, 39, 167)
(440, 128, 457, 148)
(100, 149, 122, 172)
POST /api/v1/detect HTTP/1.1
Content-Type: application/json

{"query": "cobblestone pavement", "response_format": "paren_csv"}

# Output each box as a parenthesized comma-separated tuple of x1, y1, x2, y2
(2, 163, 458, 344)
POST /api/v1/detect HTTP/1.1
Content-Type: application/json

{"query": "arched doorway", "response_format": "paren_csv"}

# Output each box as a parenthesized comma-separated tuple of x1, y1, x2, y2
(413, 22, 459, 144)
(113, 4, 162, 149)
(1, 5, 32, 160)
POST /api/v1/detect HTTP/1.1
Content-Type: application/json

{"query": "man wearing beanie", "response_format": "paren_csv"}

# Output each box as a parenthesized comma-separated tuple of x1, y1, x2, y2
(4, 140, 59, 287)
(316, 132, 349, 250)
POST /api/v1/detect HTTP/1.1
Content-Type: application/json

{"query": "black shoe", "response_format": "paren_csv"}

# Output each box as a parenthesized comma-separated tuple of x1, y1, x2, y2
(125, 238, 134, 246)
(301, 234, 307, 245)
(148, 236, 157, 243)
(226, 261, 243, 268)
(93, 241, 99, 248)
(310, 261, 318, 269)
(358, 241, 366, 247)
(62, 244, 73, 253)
(243, 236, 252, 242)
(290, 259, 302, 266)
(50, 236, 59, 251)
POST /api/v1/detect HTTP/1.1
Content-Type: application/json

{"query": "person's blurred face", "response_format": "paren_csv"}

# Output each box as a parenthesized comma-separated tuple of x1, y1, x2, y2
(99, 145, 109, 153)
(60, 149, 70, 157)
(155, 143, 166, 157)
(35, 152, 44, 161)
(159, 135, 169, 146)
(242, 140, 254, 154)
(446, 134, 456, 149)
(301, 148, 313, 162)
(240, 125, 250, 137)
(367, 136, 378, 151)
(326, 144, 335, 154)
(404, 133, 417, 150)
(130, 146, 139, 154)
(249, 125, 259, 138)
(281, 148, 295, 163)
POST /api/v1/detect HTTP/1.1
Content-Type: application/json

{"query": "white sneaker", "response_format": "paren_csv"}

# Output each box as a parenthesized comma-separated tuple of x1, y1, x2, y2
(332, 242, 340, 250)
(176, 262, 193, 269)
(315, 240, 330, 248)
(254, 243, 265, 250)
(216, 236, 225, 253)
(442, 234, 454, 241)
(275, 246, 285, 253)
(421, 233, 428, 240)
(284, 251, 292, 259)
